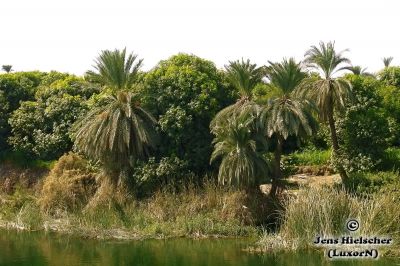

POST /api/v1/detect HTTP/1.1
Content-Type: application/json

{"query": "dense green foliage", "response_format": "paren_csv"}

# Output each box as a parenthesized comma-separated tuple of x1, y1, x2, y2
(336, 74, 390, 172)
(8, 76, 98, 159)
(0, 44, 400, 195)
(378, 68, 400, 146)
(142, 54, 234, 175)
(0, 72, 45, 150)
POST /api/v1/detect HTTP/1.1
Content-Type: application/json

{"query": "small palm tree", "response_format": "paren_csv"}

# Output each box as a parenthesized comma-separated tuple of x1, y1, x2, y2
(260, 58, 317, 196)
(344, 65, 374, 77)
(383, 57, 393, 68)
(301, 41, 352, 182)
(210, 112, 269, 187)
(73, 49, 157, 187)
(2, 65, 13, 73)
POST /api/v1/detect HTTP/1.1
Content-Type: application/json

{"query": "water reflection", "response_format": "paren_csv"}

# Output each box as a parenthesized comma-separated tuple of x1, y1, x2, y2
(0, 230, 398, 266)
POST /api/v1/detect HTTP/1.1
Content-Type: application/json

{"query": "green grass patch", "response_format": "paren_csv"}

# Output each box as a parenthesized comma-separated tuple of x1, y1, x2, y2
(290, 149, 331, 166)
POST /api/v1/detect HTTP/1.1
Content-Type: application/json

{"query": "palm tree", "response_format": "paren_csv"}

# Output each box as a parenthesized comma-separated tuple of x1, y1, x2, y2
(2, 65, 12, 73)
(344, 65, 374, 77)
(260, 58, 317, 196)
(210, 112, 269, 187)
(211, 59, 263, 130)
(73, 49, 157, 187)
(301, 41, 352, 182)
(210, 59, 267, 187)
(382, 57, 393, 68)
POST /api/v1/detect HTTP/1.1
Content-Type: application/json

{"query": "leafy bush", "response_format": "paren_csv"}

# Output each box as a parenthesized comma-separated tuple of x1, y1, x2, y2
(337, 74, 390, 172)
(8, 76, 98, 160)
(0, 72, 45, 149)
(378, 85, 400, 146)
(132, 156, 194, 197)
(379, 66, 400, 87)
(141, 54, 235, 175)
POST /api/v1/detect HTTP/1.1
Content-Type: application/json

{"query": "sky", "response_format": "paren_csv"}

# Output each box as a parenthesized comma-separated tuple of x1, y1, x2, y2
(1, 0, 399, 75)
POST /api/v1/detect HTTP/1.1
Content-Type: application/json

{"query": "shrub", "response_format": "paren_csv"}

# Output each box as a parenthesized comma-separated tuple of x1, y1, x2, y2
(38, 153, 97, 215)
(131, 156, 194, 197)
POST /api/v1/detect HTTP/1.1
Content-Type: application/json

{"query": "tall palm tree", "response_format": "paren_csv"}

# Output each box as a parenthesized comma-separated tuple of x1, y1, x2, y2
(73, 49, 157, 187)
(382, 57, 393, 68)
(2, 65, 12, 73)
(210, 112, 269, 187)
(260, 58, 317, 196)
(211, 59, 263, 130)
(301, 41, 352, 182)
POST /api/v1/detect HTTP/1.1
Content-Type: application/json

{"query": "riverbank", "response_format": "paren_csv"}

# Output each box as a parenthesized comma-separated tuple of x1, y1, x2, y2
(0, 185, 267, 240)
(1, 152, 400, 259)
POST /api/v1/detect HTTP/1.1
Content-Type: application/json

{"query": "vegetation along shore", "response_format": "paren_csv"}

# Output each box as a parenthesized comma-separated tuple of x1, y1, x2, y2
(1, 42, 400, 257)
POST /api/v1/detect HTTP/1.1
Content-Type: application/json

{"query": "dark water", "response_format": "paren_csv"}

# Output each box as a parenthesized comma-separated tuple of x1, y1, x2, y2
(0, 230, 398, 266)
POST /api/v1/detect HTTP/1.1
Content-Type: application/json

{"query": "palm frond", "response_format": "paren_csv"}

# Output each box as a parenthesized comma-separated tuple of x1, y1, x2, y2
(383, 57, 393, 68)
(300, 41, 353, 120)
(266, 58, 307, 94)
(85, 48, 143, 91)
(304, 41, 350, 79)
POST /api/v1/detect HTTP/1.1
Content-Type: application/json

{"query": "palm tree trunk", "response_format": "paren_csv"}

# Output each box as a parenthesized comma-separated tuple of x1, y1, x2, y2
(270, 135, 283, 197)
(327, 111, 348, 182)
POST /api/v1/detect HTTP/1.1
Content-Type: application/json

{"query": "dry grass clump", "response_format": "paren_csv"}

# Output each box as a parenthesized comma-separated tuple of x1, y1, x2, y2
(38, 153, 97, 215)
(258, 186, 400, 254)
(142, 181, 275, 226)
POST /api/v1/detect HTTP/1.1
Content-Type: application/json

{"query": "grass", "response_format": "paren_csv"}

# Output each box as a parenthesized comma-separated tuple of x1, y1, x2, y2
(257, 186, 400, 256)
(0, 178, 265, 239)
(288, 149, 331, 167)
